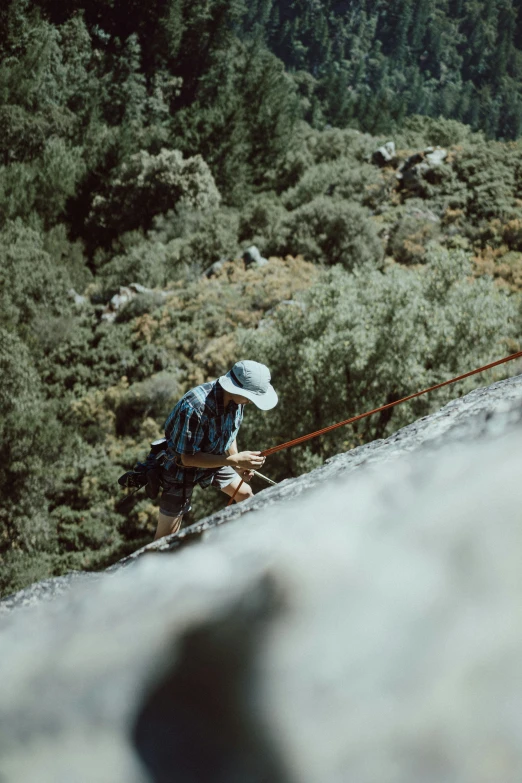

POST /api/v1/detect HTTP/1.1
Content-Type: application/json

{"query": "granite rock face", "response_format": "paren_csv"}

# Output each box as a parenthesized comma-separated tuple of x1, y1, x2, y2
(2, 373, 522, 783)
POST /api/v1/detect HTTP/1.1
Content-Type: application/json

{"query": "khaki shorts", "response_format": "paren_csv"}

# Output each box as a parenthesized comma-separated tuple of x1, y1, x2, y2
(159, 466, 238, 518)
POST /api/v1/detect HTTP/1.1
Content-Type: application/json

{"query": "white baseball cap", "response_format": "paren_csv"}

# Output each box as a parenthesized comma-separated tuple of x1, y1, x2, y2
(219, 360, 278, 410)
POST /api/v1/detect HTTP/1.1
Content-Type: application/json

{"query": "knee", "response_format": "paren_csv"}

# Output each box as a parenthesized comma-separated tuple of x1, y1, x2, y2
(236, 484, 254, 503)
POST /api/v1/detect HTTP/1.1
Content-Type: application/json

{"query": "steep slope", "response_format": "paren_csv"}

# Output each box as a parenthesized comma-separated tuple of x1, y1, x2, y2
(1, 373, 522, 783)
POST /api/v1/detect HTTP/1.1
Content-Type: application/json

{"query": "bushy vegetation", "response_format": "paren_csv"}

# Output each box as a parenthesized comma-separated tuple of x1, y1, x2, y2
(1, 0, 522, 596)
(240, 246, 517, 479)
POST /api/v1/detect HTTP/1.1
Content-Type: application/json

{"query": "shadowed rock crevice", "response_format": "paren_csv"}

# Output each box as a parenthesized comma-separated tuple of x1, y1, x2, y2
(132, 576, 292, 783)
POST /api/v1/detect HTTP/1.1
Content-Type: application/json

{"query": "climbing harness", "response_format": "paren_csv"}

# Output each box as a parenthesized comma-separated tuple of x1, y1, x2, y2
(116, 440, 278, 509)
(227, 348, 522, 506)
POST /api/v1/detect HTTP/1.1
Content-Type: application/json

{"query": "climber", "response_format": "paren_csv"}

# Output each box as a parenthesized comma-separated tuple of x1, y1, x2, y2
(154, 360, 278, 541)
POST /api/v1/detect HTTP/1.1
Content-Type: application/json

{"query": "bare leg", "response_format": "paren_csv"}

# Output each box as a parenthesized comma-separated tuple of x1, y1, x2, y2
(220, 476, 254, 503)
(154, 511, 183, 541)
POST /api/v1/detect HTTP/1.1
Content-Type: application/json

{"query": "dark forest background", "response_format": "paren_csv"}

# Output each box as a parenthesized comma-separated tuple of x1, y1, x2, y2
(1, 0, 522, 596)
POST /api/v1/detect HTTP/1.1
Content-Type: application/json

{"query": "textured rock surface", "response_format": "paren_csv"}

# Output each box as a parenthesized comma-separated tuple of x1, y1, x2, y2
(0, 571, 99, 614)
(2, 373, 522, 783)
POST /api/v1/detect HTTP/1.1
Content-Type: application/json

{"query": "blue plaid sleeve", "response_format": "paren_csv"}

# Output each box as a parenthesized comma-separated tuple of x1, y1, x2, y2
(165, 401, 205, 456)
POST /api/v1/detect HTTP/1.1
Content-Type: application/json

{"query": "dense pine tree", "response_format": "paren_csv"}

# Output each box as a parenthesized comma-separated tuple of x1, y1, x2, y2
(5, 0, 521, 140)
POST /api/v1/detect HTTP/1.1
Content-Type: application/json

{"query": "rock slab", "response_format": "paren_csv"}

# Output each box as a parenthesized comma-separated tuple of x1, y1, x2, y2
(2, 374, 522, 782)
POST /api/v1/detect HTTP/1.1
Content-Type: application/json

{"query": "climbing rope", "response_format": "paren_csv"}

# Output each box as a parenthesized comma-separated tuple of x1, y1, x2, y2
(227, 348, 522, 506)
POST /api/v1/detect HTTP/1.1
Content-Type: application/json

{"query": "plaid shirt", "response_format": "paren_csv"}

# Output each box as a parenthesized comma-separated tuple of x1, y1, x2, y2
(162, 380, 244, 491)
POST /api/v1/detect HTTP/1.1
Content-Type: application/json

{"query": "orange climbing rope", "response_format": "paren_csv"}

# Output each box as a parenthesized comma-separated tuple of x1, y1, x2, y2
(227, 348, 522, 505)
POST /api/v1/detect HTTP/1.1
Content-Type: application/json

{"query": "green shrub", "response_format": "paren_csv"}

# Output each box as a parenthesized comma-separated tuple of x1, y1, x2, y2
(48, 438, 127, 560)
(282, 158, 384, 210)
(238, 195, 288, 257)
(279, 197, 383, 268)
(0, 220, 70, 337)
(239, 244, 516, 480)
(87, 148, 221, 246)
(117, 292, 169, 322)
(98, 239, 170, 290)
(395, 116, 481, 149)
(0, 551, 57, 598)
(163, 208, 240, 275)
(43, 318, 169, 398)
(389, 213, 441, 264)
(115, 372, 180, 436)
(451, 141, 520, 222)
(43, 224, 92, 293)
(272, 122, 375, 191)
(95, 206, 240, 287)
(0, 139, 86, 227)
(0, 328, 65, 556)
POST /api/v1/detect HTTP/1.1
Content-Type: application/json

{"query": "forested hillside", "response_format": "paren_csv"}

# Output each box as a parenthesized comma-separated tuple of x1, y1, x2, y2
(1, 0, 522, 596)
(267, 0, 522, 139)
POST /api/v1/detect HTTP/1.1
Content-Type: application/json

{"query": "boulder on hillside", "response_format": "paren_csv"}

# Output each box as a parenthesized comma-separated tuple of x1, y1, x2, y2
(372, 140, 396, 166)
(204, 258, 227, 278)
(67, 288, 88, 307)
(396, 146, 448, 195)
(243, 245, 269, 268)
(425, 146, 448, 165)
